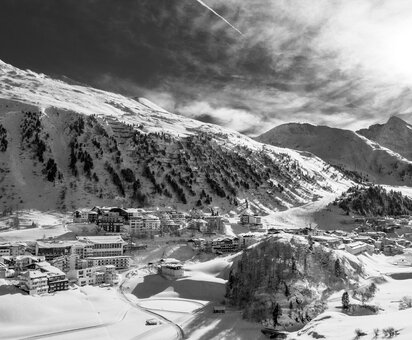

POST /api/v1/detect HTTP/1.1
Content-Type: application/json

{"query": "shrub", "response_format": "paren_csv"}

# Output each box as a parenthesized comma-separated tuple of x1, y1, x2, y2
(373, 328, 379, 338)
(399, 296, 412, 310)
(355, 328, 367, 337)
(382, 327, 398, 338)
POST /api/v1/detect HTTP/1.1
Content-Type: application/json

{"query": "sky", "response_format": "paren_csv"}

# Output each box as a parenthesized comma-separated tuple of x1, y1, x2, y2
(1, 0, 412, 135)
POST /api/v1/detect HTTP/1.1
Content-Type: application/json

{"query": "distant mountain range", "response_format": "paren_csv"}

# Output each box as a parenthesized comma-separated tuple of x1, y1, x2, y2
(257, 116, 412, 186)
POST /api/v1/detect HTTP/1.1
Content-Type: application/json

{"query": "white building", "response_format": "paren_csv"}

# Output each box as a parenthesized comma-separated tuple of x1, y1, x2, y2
(73, 209, 90, 223)
(143, 215, 161, 232)
(68, 264, 119, 286)
(77, 236, 126, 257)
(76, 236, 130, 269)
(345, 241, 374, 255)
(159, 258, 184, 279)
(129, 216, 144, 235)
(20, 270, 49, 295)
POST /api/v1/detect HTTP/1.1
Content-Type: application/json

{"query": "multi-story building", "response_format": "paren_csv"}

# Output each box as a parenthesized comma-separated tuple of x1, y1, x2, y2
(129, 215, 160, 236)
(239, 233, 259, 248)
(0, 242, 26, 257)
(35, 241, 74, 261)
(20, 270, 49, 295)
(35, 262, 69, 293)
(86, 256, 130, 269)
(211, 237, 240, 253)
(0, 243, 10, 256)
(77, 236, 125, 256)
(143, 215, 161, 233)
(126, 208, 145, 220)
(129, 215, 144, 235)
(68, 264, 119, 286)
(97, 213, 124, 233)
(170, 211, 186, 225)
(73, 209, 90, 223)
(76, 236, 130, 269)
(239, 209, 262, 229)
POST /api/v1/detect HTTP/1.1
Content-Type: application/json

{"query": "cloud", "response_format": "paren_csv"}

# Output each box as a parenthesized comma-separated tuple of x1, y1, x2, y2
(4, 0, 412, 135)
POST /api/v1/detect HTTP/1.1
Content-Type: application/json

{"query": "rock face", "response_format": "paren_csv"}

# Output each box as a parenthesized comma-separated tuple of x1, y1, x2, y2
(257, 122, 412, 186)
(0, 60, 351, 211)
(357, 116, 412, 161)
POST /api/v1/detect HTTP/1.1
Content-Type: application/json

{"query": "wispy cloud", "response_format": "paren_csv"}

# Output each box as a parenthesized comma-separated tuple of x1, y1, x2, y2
(86, 0, 412, 134)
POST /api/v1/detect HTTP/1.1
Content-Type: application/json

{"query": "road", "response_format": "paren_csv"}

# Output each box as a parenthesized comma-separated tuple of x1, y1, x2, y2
(117, 268, 185, 340)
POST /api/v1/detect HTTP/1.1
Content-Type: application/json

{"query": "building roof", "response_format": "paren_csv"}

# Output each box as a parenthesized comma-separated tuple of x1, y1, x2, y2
(161, 258, 181, 264)
(77, 236, 126, 244)
(36, 241, 75, 249)
(143, 214, 160, 220)
(125, 208, 145, 214)
(346, 241, 368, 250)
(36, 262, 65, 276)
(23, 270, 47, 279)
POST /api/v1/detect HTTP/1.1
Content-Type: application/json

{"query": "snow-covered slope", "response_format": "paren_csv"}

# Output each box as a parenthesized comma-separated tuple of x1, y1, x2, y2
(257, 122, 412, 186)
(0, 60, 351, 211)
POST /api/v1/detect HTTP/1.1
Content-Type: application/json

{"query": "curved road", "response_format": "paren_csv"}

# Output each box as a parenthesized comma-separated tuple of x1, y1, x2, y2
(117, 269, 185, 340)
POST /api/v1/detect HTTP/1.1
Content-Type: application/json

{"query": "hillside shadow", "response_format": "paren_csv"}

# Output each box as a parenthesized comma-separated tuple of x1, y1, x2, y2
(132, 274, 225, 301)
(183, 305, 266, 340)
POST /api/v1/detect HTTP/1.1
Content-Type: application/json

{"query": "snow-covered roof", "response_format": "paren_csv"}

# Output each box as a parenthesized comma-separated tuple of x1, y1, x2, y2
(23, 270, 47, 279)
(77, 236, 126, 244)
(36, 241, 75, 248)
(36, 262, 65, 276)
(143, 214, 160, 220)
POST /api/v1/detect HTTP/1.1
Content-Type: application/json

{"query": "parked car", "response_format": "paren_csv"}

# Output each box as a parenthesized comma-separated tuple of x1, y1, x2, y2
(145, 319, 159, 326)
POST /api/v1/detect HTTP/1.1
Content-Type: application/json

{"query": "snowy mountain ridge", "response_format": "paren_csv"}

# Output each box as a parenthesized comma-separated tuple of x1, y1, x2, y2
(257, 121, 412, 186)
(0, 59, 353, 212)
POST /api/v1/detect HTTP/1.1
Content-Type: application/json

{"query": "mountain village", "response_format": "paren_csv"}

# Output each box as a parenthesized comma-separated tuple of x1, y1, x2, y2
(1, 200, 411, 299)
(2, 58, 412, 340)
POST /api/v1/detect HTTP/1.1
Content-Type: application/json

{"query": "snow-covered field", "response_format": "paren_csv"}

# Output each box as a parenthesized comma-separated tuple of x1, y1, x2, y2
(0, 210, 69, 242)
(292, 251, 412, 340)
(119, 253, 266, 340)
(0, 285, 178, 340)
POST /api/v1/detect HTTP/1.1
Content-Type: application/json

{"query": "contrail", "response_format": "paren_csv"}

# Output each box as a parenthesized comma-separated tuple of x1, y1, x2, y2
(194, 0, 243, 36)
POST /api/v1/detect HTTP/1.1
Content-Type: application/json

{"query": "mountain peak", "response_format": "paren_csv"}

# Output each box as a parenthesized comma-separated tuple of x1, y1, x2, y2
(387, 115, 407, 126)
